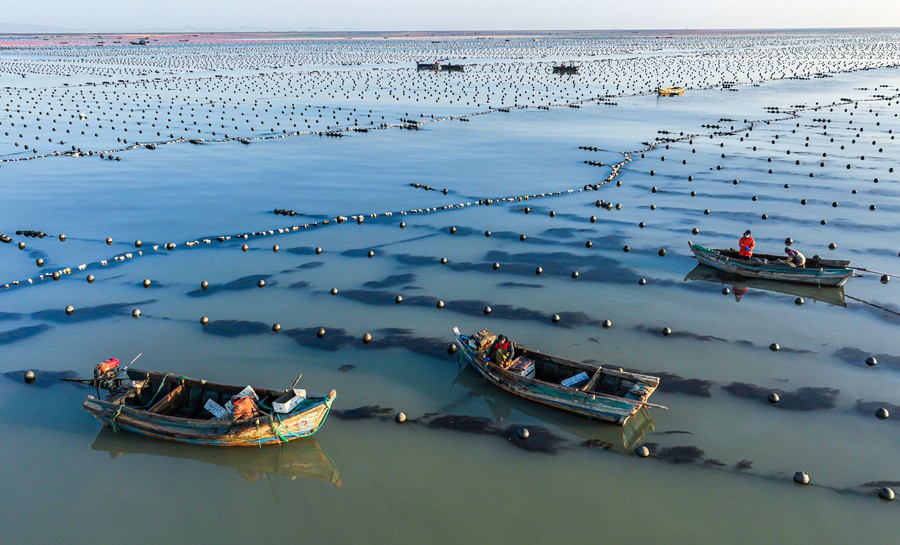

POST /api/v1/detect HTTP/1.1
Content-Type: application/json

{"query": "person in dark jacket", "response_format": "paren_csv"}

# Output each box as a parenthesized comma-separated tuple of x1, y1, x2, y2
(487, 334, 513, 365)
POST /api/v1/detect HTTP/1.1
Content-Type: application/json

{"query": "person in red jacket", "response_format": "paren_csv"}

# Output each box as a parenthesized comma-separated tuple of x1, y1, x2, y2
(738, 230, 755, 259)
(488, 334, 513, 365)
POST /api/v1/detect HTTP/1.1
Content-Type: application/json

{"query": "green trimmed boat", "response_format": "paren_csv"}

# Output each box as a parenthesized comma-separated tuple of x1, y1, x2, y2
(688, 241, 854, 287)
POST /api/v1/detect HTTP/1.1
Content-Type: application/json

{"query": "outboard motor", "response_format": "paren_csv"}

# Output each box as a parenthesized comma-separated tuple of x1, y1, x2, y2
(93, 357, 131, 395)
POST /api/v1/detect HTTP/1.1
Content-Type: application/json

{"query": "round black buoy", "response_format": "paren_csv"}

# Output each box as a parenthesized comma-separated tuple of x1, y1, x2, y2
(571, 271, 579, 279)
(785, 238, 793, 246)
(535, 266, 543, 275)
(315, 247, 323, 255)
(635, 445, 650, 457)
(483, 306, 492, 315)
(24, 371, 35, 384)
(551, 314, 560, 323)
(518, 427, 530, 440)
(440, 257, 448, 265)
(241, 244, 249, 252)
(662, 327, 671, 336)
(368, 250, 375, 258)
(272, 244, 279, 253)
(878, 487, 895, 501)
(18, 242, 25, 250)
(395, 412, 407, 423)
(865, 356, 877, 367)
(132, 309, 141, 319)
(317, 327, 326, 338)
(58, 234, 66, 242)
(106, 237, 113, 245)
(793, 471, 810, 485)
(436, 300, 445, 309)
(484, 230, 491, 237)
(623, 245, 630, 253)
(395, 295, 403, 304)
(795, 297, 804, 305)
(876, 407, 889, 420)
(692, 228, 699, 235)
(658, 248, 666, 257)
(722, 287, 731, 295)
(585, 241, 593, 248)
(36, 258, 44, 267)
(135, 240, 142, 248)
(201, 316, 209, 326)
(770, 343, 780, 351)
(450, 226, 457, 234)
(881, 275, 890, 284)
(142, 279, 151, 288)
(828, 243, 837, 250)
(258, 280, 266, 288)
(602, 319, 612, 329)
(638, 278, 647, 286)
(519, 234, 527, 241)
(768, 392, 780, 404)
(272, 323, 281, 333)
(201, 280, 209, 290)
(399, 222, 406, 229)
(447, 343, 457, 355)
(362, 333, 373, 344)
(87, 274, 95, 284)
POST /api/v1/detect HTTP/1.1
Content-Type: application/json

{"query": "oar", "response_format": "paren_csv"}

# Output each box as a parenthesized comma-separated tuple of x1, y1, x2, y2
(60, 377, 95, 386)
(850, 266, 896, 278)
(631, 400, 669, 410)
(290, 374, 303, 390)
(121, 352, 143, 373)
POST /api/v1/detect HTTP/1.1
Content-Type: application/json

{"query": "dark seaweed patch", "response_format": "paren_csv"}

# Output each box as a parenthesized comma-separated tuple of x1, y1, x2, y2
(363, 273, 416, 289)
(289, 280, 311, 289)
(652, 372, 713, 397)
(188, 275, 275, 297)
(282, 327, 355, 351)
(636, 324, 729, 343)
(0, 312, 24, 321)
(835, 347, 900, 370)
(33, 301, 156, 323)
(426, 414, 495, 434)
(655, 445, 706, 464)
(735, 460, 753, 470)
(860, 480, 900, 488)
(0, 324, 50, 345)
(854, 399, 899, 417)
(331, 405, 394, 420)
(296, 262, 325, 270)
(497, 282, 544, 289)
(337, 364, 356, 372)
(502, 425, 565, 454)
(722, 382, 839, 410)
(704, 458, 727, 467)
(372, 328, 447, 358)
(201, 320, 271, 337)
(3, 369, 82, 388)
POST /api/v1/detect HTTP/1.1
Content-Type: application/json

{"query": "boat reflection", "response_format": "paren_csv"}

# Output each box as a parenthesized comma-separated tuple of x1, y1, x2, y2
(684, 264, 846, 307)
(452, 368, 654, 453)
(91, 427, 342, 486)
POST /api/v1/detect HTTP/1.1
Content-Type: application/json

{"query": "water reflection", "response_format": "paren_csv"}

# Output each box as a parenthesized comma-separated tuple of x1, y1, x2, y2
(91, 428, 342, 486)
(684, 264, 847, 307)
(451, 368, 654, 453)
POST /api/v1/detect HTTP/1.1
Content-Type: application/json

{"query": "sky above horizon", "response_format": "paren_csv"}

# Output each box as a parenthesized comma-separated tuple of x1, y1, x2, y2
(1, 0, 898, 32)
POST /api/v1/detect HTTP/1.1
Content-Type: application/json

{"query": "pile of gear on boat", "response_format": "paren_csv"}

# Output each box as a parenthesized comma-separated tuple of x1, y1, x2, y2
(93, 357, 306, 421)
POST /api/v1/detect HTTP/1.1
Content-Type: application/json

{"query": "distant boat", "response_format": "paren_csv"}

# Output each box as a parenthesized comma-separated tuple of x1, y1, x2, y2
(688, 242, 854, 287)
(452, 327, 665, 426)
(553, 64, 578, 74)
(658, 86, 685, 96)
(417, 61, 439, 70)
(129, 38, 150, 46)
(81, 360, 336, 446)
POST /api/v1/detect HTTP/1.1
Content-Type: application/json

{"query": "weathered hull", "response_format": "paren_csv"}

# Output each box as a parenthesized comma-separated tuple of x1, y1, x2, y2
(83, 370, 335, 447)
(689, 243, 853, 287)
(85, 396, 332, 446)
(453, 332, 655, 426)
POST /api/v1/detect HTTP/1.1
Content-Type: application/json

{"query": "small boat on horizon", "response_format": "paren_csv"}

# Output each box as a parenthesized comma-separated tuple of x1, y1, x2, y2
(80, 358, 336, 447)
(689, 241, 854, 287)
(452, 327, 665, 426)
(658, 85, 685, 96)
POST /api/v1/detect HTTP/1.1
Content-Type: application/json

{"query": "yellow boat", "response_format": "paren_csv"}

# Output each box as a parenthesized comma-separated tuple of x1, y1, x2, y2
(658, 86, 685, 96)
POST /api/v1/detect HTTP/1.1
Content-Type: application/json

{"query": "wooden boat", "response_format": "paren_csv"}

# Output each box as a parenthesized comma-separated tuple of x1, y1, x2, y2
(684, 263, 847, 306)
(82, 362, 336, 447)
(452, 327, 664, 426)
(91, 428, 342, 486)
(553, 65, 579, 74)
(689, 241, 854, 287)
(658, 86, 685, 96)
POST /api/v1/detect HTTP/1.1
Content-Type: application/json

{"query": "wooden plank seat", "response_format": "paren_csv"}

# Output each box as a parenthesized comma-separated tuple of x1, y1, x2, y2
(148, 383, 187, 415)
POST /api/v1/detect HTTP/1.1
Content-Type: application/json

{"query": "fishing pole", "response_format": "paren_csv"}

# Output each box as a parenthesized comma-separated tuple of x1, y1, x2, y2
(850, 266, 896, 279)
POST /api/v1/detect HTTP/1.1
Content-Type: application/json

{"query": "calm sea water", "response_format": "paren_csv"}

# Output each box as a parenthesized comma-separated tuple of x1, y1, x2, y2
(0, 30, 898, 544)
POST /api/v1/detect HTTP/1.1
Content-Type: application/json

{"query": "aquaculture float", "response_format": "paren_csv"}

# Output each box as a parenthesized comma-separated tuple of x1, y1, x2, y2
(452, 327, 664, 426)
(688, 242, 854, 287)
(80, 358, 335, 446)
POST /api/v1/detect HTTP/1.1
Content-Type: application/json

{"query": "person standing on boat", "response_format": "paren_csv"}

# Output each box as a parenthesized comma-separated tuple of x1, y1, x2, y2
(739, 230, 756, 259)
(785, 247, 806, 267)
(488, 334, 513, 366)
